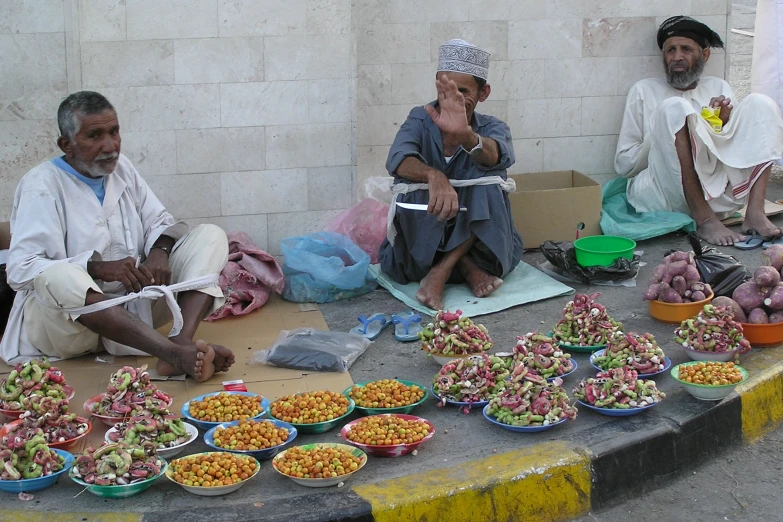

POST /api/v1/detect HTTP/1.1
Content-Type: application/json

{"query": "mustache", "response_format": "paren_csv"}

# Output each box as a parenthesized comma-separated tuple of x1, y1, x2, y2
(95, 152, 119, 161)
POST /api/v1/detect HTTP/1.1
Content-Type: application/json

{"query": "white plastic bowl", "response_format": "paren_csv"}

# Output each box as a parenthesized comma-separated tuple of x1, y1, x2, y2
(681, 344, 740, 362)
(105, 422, 198, 459)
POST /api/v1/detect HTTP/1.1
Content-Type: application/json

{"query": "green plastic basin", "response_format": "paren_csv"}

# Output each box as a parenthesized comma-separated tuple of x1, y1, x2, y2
(573, 236, 636, 267)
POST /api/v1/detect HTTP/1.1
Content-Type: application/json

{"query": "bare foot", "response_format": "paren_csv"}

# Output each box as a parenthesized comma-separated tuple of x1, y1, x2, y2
(167, 335, 235, 373)
(742, 212, 781, 239)
(697, 217, 746, 246)
(463, 264, 503, 298)
(416, 268, 449, 310)
(156, 340, 216, 382)
(211, 344, 235, 373)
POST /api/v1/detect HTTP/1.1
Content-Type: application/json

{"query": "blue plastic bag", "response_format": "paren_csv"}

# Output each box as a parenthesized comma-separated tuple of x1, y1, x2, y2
(281, 232, 378, 303)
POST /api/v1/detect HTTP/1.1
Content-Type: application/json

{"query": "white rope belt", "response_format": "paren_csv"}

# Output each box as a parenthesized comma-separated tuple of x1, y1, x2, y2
(33, 273, 219, 337)
(386, 176, 516, 244)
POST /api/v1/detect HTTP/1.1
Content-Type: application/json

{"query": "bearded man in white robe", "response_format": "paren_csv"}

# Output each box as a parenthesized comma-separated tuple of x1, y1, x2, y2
(0, 91, 234, 381)
(615, 16, 783, 246)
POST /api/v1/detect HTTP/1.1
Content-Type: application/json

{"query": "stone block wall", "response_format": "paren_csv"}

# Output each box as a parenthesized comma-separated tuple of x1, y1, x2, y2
(1, 0, 730, 253)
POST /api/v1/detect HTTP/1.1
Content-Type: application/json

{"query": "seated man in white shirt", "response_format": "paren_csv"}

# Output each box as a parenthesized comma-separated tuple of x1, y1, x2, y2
(615, 16, 783, 246)
(0, 91, 234, 381)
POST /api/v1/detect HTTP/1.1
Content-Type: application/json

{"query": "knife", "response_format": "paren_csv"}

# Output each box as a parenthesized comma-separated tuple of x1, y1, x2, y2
(396, 202, 468, 212)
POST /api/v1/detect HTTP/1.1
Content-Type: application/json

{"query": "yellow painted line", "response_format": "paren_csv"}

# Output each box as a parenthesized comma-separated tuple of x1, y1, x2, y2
(355, 440, 590, 522)
(735, 355, 783, 442)
(0, 512, 141, 522)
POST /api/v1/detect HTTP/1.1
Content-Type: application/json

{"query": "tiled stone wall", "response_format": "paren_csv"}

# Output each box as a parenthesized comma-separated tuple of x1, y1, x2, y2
(2, 0, 730, 253)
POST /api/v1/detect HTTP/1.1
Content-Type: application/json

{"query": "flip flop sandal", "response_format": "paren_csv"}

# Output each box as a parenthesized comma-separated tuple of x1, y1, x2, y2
(762, 237, 783, 249)
(391, 311, 423, 342)
(735, 230, 766, 250)
(349, 313, 392, 340)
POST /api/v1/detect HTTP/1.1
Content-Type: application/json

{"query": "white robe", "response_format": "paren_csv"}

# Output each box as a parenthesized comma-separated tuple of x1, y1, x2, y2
(615, 76, 783, 215)
(753, 0, 783, 167)
(0, 154, 188, 363)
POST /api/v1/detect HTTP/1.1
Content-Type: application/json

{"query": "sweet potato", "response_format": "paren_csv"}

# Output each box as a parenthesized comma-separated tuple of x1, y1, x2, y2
(764, 283, 783, 310)
(689, 282, 707, 294)
(749, 308, 770, 324)
(664, 251, 694, 264)
(761, 244, 783, 271)
(732, 281, 766, 314)
(754, 266, 781, 288)
(671, 275, 687, 296)
(661, 260, 689, 284)
(651, 264, 666, 283)
(691, 290, 706, 302)
(660, 286, 683, 303)
(712, 296, 748, 322)
(683, 265, 701, 284)
(643, 283, 662, 301)
(769, 312, 783, 323)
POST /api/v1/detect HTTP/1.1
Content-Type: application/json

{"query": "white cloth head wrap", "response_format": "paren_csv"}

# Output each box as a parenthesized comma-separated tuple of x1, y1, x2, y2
(437, 39, 491, 80)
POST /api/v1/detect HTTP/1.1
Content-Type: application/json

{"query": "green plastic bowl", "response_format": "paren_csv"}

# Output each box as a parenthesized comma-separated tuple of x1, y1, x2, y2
(573, 236, 636, 267)
(343, 380, 428, 416)
(270, 398, 356, 434)
(69, 460, 168, 498)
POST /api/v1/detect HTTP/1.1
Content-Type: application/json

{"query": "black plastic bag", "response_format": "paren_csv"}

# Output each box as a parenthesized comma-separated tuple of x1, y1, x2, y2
(683, 233, 750, 297)
(0, 265, 14, 338)
(541, 241, 641, 284)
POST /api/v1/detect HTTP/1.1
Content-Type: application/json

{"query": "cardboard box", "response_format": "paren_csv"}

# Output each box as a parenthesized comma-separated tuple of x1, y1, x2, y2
(508, 171, 602, 249)
(0, 221, 9, 250)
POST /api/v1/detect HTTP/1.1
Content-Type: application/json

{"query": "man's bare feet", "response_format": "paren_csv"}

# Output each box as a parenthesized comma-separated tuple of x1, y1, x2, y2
(697, 217, 746, 246)
(166, 335, 235, 373)
(156, 340, 216, 382)
(742, 211, 781, 239)
(416, 268, 449, 310)
(211, 344, 235, 373)
(463, 263, 503, 298)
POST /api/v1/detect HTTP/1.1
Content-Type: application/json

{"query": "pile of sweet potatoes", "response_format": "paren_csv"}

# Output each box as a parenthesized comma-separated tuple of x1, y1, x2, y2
(643, 251, 711, 303)
(717, 245, 783, 324)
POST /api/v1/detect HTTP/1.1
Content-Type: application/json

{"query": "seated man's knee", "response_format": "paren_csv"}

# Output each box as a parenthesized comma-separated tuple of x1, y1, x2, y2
(741, 93, 781, 115)
(192, 224, 228, 251)
(33, 263, 96, 307)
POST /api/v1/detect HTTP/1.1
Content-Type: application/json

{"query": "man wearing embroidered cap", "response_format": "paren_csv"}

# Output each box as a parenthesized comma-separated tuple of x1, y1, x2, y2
(379, 39, 523, 310)
(615, 16, 783, 246)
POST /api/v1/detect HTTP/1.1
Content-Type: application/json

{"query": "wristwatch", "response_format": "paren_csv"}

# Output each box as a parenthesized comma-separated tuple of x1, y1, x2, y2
(150, 245, 171, 257)
(468, 133, 483, 158)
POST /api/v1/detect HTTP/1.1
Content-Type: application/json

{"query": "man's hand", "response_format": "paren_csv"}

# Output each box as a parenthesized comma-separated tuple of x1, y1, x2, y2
(87, 257, 154, 293)
(424, 75, 472, 138)
(141, 248, 172, 287)
(709, 95, 733, 126)
(427, 170, 459, 221)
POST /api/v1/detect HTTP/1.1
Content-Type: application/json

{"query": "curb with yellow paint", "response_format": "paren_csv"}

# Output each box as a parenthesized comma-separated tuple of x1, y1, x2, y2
(0, 512, 141, 522)
(355, 441, 590, 522)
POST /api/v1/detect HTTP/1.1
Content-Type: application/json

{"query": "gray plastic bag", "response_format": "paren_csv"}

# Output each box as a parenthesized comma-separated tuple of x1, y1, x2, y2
(253, 328, 372, 372)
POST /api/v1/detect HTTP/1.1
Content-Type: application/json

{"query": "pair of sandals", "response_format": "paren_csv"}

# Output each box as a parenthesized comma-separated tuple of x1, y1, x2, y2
(734, 230, 783, 250)
(349, 311, 423, 342)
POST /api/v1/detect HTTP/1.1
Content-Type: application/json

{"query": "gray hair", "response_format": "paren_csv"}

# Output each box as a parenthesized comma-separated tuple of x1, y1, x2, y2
(57, 91, 115, 140)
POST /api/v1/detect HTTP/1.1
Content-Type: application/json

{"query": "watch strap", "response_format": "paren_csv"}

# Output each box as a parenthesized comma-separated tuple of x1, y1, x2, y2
(468, 133, 483, 156)
(150, 245, 171, 256)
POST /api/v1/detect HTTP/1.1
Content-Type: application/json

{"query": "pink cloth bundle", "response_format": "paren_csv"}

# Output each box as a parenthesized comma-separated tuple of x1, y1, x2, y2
(206, 232, 285, 320)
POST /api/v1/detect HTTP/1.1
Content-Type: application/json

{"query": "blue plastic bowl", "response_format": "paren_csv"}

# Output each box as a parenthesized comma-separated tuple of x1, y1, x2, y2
(430, 385, 490, 409)
(589, 350, 672, 378)
(0, 449, 74, 493)
(545, 359, 578, 382)
(481, 404, 569, 432)
(577, 399, 659, 417)
(181, 392, 270, 431)
(204, 419, 298, 460)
